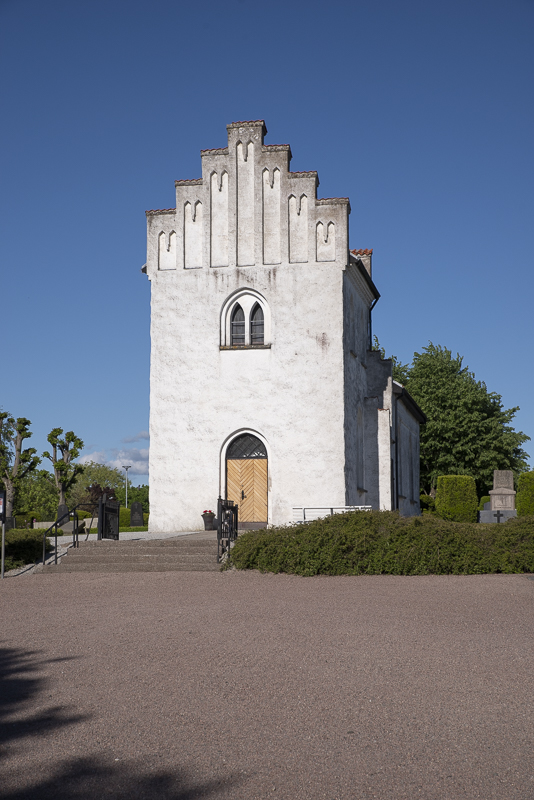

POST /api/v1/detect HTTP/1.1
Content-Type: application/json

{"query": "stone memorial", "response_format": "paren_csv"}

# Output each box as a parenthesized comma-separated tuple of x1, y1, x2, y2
(57, 504, 69, 524)
(130, 502, 144, 527)
(479, 470, 517, 523)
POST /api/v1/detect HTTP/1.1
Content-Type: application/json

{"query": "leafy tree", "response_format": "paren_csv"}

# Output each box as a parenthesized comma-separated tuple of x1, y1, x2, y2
(115, 483, 149, 513)
(406, 344, 529, 496)
(14, 469, 59, 520)
(67, 461, 124, 507)
(43, 428, 84, 507)
(371, 341, 530, 496)
(0, 413, 40, 517)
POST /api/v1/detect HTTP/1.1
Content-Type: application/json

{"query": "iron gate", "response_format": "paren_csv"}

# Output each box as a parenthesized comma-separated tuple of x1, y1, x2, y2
(98, 495, 120, 540)
(217, 497, 238, 562)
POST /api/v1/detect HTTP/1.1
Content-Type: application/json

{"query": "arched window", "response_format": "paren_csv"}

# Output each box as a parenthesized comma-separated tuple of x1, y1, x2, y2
(231, 304, 245, 346)
(250, 303, 264, 345)
(220, 289, 271, 348)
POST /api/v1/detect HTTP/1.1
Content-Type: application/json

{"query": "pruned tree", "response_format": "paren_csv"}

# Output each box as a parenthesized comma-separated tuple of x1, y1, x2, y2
(43, 428, 84, 508)
(0, 413, 41, 517)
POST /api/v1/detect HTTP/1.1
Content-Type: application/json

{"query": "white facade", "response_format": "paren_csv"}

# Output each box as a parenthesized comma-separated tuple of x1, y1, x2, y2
(144, 120, 424, 532)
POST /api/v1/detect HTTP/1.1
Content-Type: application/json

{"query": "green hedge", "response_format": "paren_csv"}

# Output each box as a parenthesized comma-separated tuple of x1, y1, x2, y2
(118, 508, 149, 527)
(3, 529, 51, 571)
(14, 511, 44, 525)
(118, 526, 149, 533)
(478, 496, 491, 511)
(517, 472, 534, 516)
(227, 511, 534, 576)
(435, 476, 478, 522)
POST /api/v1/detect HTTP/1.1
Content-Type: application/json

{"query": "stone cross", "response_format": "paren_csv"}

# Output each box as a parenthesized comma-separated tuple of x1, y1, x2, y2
(493, 510, 504, 523)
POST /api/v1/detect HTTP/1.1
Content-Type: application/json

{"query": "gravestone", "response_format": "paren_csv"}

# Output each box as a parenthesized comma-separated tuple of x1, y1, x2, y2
(479, 470, 517, 523)
(130, 501, 144, 527)
(57, 504, 69, 524)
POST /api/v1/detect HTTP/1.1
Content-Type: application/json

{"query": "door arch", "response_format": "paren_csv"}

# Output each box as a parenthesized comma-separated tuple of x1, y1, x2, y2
(226, 433, 268, 528)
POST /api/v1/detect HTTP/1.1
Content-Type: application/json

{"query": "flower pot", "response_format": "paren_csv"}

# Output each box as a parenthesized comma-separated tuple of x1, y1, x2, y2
(201, 513, 216, 531)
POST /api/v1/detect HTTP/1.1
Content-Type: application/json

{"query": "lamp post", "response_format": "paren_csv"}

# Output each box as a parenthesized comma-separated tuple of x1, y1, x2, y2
(122, 465, 131, 508)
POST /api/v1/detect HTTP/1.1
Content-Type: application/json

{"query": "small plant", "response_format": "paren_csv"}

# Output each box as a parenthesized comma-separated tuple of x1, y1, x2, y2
(420, 495, 435, 513)
(202, 509, 214, 515)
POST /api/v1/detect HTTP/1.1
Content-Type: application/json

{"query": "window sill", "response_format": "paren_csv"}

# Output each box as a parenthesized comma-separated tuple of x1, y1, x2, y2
(220, 344, 271, 351)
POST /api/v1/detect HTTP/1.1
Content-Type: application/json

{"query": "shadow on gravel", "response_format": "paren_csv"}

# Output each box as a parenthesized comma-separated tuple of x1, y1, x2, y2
(2, 756, 242, 799)
(1, 647, 242, 798)
(0, 645, 85, 750)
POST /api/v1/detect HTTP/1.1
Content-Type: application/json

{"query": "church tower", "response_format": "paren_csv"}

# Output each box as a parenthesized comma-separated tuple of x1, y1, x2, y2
(144, 121, 423, 531)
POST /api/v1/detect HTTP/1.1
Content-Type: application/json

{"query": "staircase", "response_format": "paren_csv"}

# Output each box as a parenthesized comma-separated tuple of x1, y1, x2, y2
(41, 533, 220, 573)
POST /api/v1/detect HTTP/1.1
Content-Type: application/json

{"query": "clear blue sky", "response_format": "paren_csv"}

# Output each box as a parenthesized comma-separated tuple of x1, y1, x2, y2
(1, 0, 533, 485)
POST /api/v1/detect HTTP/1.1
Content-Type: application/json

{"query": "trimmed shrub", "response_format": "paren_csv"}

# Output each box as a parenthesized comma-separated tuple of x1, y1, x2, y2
(227, 511, 534, 576)
(478, 496, 491, 511)
(420, 495, 435, 513)
(517, 472, 534, 517)
(14, 511, 43, 526)
(435, 476, 478, 523)
(119, 526, 149, 533)
(117, 509, 149, 527)
(4, 529, 51, 570)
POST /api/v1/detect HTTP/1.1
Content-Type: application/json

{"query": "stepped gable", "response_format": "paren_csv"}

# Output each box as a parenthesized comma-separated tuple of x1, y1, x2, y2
(145, 120, 350, 273)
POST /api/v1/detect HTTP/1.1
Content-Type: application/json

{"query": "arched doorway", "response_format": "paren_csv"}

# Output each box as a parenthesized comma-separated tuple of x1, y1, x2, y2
(226, 433, 268, 528)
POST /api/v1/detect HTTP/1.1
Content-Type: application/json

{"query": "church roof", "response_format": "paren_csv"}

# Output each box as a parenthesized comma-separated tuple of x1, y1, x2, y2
(350, 249, 373, 256)
(393, 382, 427, 425)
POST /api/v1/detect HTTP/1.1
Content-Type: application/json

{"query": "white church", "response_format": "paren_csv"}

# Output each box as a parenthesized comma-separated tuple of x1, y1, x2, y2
(143, 120, 424, 532)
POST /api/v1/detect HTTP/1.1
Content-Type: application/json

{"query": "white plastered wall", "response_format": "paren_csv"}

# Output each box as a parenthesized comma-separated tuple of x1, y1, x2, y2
(146, 122, 350, 531)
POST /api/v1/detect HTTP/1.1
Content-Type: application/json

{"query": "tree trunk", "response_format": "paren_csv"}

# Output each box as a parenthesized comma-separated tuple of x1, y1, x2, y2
(4, 478, 14, 517)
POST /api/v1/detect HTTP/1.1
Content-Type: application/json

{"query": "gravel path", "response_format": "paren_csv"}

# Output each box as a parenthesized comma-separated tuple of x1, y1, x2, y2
(1, 571, 534, 799)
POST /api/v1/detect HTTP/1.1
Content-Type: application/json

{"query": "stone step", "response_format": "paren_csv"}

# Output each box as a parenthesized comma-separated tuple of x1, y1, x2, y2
(61, 553, 216, 564)
(42, 561, 220, 573)
(74, 540, 215, 550)
(41, 534, 220, 574)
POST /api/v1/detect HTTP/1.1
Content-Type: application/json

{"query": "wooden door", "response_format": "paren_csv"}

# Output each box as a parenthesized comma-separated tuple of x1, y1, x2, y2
(227, 459, 268, 522)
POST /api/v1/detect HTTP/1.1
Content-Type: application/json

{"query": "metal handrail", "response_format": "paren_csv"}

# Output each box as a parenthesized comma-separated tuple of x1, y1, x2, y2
(41, 502, 98, 566)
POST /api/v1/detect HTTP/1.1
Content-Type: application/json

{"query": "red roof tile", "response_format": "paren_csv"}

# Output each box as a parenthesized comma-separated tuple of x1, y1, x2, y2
(350, 248, 373, 256)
